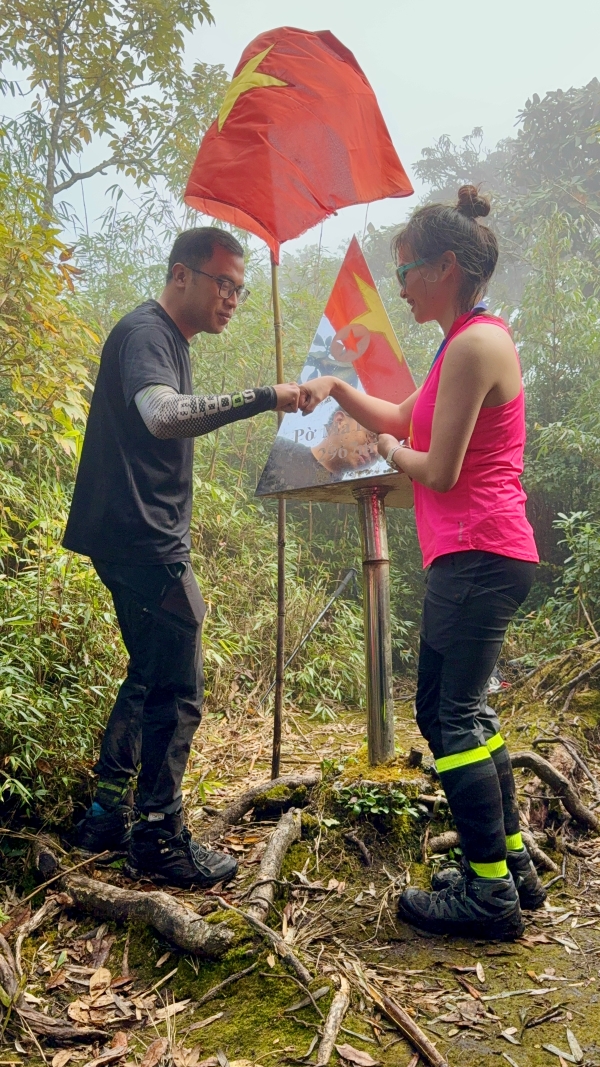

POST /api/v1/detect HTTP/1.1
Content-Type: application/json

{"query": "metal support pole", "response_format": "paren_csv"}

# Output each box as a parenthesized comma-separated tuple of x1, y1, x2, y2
(353, 486, 395, 765)
(271, 256, 285, 779)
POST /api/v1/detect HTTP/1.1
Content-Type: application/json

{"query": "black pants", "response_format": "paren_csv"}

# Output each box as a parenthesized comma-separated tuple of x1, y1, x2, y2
(416, 551, 535, 865)
(92, 560, 206, 815)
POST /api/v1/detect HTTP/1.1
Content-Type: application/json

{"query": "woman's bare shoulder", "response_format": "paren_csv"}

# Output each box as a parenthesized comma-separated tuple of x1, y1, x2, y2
(446, 320, 514, 361)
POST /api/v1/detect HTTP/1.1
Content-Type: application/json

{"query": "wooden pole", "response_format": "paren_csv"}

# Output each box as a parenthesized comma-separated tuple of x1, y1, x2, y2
(353, 486, 395, 764)
(271, 255, 285, 779)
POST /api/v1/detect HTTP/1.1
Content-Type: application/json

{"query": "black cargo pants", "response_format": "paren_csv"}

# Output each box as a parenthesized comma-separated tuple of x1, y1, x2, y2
(92, 560, 206, 815)
(416, 550, 535, 758)
(415, 550, 536, 866)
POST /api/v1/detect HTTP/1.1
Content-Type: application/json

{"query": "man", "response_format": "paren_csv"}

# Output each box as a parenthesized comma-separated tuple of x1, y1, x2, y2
(63, 227, 299, 888)
(257, 403, 379, 494)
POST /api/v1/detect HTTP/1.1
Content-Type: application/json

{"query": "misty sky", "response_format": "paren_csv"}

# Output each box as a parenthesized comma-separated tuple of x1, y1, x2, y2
(4, 0, 598, 252)
(188, 0, 599, 251)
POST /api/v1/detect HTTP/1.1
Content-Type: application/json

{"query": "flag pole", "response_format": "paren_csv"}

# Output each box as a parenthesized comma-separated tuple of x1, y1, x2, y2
(270, 254, 285, 779)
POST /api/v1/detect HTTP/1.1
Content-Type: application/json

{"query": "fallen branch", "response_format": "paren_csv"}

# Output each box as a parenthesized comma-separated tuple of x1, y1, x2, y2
(16, 1007, 108, 1045)
(15, 896, 62, 976)
(83, 1030, 128, 1067)
(365, 982, 448, 1067)
(315, 975, 350, 1066)
(426, 831, 460, 856)
(261, 971, 327, 1021)
(343, 832, 372, 867)
(553, 658, 600, 699)
(246, 809, 302, 922)
(216, 896, 311, 986)
(531, 636, 600, 692)
(31, 835, 63, 880)
(511, 750, 599, 832)
(64, 875, 234, 957)
(533, 736, 600, 804)
(205, 774, 319, 842)
(0, 930, 105, 1045)
(195, 962, 258, 1007)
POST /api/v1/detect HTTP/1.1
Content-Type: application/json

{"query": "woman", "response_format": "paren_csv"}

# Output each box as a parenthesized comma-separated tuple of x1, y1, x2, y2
(299, 186, 544, 941)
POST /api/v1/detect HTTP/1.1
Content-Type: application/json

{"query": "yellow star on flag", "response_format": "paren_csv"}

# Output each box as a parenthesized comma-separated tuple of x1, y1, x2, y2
(218, 45, 288, 132)
(350, 274, 404, 363)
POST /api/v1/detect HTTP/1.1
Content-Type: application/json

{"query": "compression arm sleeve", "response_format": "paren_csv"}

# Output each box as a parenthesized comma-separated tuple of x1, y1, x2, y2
(134, 383, 277, 439)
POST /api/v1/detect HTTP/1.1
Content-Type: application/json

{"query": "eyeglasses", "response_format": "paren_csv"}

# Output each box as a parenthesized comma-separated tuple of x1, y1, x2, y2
(396, 259, 426, 289)
(183, 264, 250, 303)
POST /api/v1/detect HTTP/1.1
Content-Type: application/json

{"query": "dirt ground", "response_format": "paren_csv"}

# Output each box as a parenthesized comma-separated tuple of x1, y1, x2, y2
(3, 678, 600, 1067)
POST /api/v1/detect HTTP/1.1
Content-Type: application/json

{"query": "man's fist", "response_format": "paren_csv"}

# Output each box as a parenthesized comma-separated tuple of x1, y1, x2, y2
(273, 382, 300, 412)
(298, 375, 335, 414)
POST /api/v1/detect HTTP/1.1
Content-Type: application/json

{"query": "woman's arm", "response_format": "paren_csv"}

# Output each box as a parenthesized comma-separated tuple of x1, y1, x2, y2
(299, 375, 420, 440)
(381, 325, 519, 491)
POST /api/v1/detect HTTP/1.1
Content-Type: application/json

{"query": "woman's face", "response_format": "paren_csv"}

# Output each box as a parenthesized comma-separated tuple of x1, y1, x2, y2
(396, 244, 456, 324)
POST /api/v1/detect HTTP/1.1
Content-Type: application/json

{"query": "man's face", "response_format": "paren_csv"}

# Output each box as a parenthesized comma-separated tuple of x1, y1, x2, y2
(176, 246, 246, 335)
(314, 411, 379, 473)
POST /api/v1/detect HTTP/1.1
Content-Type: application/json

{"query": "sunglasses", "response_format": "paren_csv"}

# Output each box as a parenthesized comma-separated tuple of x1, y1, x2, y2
(396, 259, 426, 288)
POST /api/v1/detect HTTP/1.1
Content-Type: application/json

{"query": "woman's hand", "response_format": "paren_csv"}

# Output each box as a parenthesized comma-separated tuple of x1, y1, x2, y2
(298, 375, 336, 415)
(377, 433, 400, 461)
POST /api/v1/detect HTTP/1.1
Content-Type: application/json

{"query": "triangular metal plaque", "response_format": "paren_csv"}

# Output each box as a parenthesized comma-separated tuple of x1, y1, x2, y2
(256, 236, 415, 507)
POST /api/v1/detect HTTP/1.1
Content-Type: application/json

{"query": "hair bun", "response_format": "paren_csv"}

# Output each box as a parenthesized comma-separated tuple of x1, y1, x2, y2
(456, 184, 490, 219)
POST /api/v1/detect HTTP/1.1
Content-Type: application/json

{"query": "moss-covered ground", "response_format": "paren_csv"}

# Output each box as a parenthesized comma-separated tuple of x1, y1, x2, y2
(8, 674, 600, 1066)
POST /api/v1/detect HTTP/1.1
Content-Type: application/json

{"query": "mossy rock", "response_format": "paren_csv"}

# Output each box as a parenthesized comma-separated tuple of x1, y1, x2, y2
(337, 751, 429, 802)
(252, 782, 310, 818)
(337, 742, 430, 796)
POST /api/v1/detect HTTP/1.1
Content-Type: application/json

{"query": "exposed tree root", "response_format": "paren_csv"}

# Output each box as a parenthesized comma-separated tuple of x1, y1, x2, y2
(216, 896, 311, 985)
(343, 832, 372, 867)
(533, 735, 600, 803)
(521, 831, 559, 873)
(63, 875, 234, 957)
(246, 809, 302, 922)
(426, 829, 557, 872)
(22, 838, 236, 959)
(205, 773, 319, 842)
(511, 750, 600, 832)
(315, 975, 349, 1066)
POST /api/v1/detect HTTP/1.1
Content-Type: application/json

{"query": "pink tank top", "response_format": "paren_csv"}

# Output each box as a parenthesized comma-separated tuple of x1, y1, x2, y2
(410, 312, 539, 569)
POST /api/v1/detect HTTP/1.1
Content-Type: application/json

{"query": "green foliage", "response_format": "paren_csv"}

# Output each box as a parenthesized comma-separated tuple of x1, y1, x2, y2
(0, 0, 225, 215)
(336, 782, 419, 820)
(552, 511, 600, 633)
(509, 80, 600, 244)
(1, 30, 600, 821)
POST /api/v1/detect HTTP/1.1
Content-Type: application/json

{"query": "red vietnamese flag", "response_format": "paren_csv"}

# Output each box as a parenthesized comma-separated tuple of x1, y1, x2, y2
(184, 27, 413, 262)
(327, 237, 415, 403)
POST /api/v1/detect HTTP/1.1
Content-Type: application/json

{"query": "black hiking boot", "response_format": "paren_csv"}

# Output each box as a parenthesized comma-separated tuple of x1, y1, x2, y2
(398, 865, 524, 940)
(74, 803, 134, 858)
(124, 812, 238, 889)
(432, 848, 547, 911)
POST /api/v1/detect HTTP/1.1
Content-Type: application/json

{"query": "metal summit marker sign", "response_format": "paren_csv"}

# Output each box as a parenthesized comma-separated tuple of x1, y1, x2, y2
(257, 237, 415, 765)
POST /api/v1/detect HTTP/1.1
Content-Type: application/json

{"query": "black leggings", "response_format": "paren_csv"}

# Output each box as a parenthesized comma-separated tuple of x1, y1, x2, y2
(416, 551, 535, 866)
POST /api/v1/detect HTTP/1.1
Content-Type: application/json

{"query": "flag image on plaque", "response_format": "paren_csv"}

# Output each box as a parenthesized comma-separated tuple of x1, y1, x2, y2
(256, 237, 415, 506)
